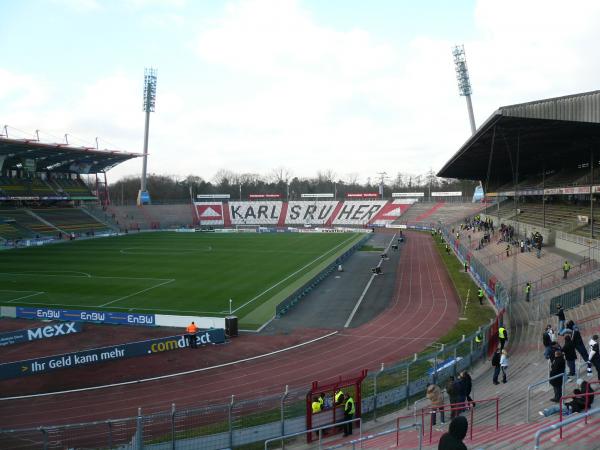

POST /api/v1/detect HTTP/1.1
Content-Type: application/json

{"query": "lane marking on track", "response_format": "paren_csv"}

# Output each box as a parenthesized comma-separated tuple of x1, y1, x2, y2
(344, 234, 396, 328)
(0, 331, 339, 401)
(99, 279, 176, 307)
(232, 234, 361, 314)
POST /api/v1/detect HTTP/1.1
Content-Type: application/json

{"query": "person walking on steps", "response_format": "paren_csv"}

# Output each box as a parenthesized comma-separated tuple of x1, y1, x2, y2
(460, 371, 474, 408)
(492, 348, 501, 385)
(506, 244, 510, 258)
(556, 304, 566, 334)
(500, 350, 509, 383)
(525, 282, 531, 302)
(543, 325, 556, 360)
(550, 350, 566, 402)
(562, 334, 577, 380)
(563, 260, 571, 279)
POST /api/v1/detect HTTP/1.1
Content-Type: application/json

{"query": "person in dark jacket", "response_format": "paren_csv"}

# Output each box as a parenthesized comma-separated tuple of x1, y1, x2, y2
(566, 320, 592, 375)
(453, 376, 467, 416)
(445, 377, 459, 418)
(460, 371, 474, 407)
(549, 350, 566, 402)
(438, 415, 468, 450)
(579, 380, 595, 410)
(556, 304, 566, 333)
(492, 348, 501, 385)
(562, 334, 577, 379)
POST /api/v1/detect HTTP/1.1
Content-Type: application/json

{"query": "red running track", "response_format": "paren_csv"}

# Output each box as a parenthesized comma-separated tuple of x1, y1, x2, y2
(0, 231, 459, 428)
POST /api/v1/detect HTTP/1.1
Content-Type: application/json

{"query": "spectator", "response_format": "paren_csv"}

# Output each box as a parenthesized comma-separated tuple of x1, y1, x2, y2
(550, 350, 566, 402)
(542, 325, 555, 360)
(492, 348, 501, 385)
(426, 384, 445, 428)
(562, 334, 577, 380)
(565, 321, 592, 376)
(460, 371, 474, 408)
(500, 350, 509, 383)
(445, 377, 459, 418)
(588, 334, 600, 379)
(438, 416, 468, 450)
(556, 304, 566, 333)
(525, 282, 531, 302)
(539, 388, 586, 417)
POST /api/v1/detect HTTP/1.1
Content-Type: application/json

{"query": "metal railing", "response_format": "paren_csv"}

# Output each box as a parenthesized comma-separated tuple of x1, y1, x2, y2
(533, 407, 600, 449)
(264, 418, 362, 449)
(525, 372, 568, 423)
(324, 422, 423, 450)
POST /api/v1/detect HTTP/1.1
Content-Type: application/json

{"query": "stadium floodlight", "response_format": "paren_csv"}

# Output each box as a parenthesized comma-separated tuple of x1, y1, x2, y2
(452, 45, 476, 135)
(138, 67, 157, 206)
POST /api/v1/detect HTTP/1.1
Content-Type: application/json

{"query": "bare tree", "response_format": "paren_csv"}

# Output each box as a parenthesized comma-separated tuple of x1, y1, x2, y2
(270, 166, 293, 184)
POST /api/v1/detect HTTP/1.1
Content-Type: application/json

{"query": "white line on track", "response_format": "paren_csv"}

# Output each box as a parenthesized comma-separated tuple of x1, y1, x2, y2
(99, 279, 176, 307)
(344, 234, 396, 328)
(0, 331, 338, 401)
(232, 234, 360, 314)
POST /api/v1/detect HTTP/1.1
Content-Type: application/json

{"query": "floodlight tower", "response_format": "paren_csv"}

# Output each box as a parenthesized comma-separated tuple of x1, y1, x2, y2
(452, 45, 476, 135)
(137, 68, 157, 206)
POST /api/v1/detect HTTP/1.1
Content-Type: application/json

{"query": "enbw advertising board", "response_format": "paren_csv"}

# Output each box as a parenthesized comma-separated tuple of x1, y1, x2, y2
(0, 322, 82, 347)
(16, 307, 155, 326)
(0, 329, 225, 380)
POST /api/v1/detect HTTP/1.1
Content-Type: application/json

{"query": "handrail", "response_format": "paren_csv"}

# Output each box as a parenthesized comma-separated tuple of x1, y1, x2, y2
(325, 422, 422, 450)
(558, 387, 600, 438)
(533, 407, 600, 449)
(415, 396, 500, 444)
(526, 372, 567, 423)
(263, 417, 361, 450)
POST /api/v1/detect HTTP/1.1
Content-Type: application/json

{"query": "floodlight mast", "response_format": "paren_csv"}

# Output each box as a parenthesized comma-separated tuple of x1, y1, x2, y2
(452, 45, 476, 135)
(138, 68, 157, 206)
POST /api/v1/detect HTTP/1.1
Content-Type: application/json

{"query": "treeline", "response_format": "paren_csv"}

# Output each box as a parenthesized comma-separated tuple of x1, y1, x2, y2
(108, 169, 478, 205)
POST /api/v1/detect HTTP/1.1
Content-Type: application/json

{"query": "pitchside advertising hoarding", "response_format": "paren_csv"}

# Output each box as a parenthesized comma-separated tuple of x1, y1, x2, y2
(16, 307, 156, 326)
(431, 191, 462, 197)
(345, 192, 379, 198)
(392, 192, 425, 198)
(0, 322, 82, 347)
(0, 329, 226, 380)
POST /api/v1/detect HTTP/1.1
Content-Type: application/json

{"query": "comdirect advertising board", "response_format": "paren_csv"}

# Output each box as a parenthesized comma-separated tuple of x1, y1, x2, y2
(0, 322, 82, 347)
(0, 329, 226, 380)
(16, 307, 156, 326)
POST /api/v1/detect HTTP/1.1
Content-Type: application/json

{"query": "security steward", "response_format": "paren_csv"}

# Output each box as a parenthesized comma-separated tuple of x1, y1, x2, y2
(498, 325, 508, 351)
(186, 321, 199, 349)
(311, 396, 322, 414)
(334, 389, 344, 406)
(477, 288, 484, 305)
(475, 332, 483, 345)
(343, 393, 355, 436)
(525, 282, 531, 302)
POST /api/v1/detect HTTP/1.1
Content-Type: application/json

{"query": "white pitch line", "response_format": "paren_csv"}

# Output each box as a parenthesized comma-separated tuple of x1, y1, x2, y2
(0, 331, 339, 401)
(99, 279, 175, 307)
(6, 291, 45, 303)
(232, 234, 359, 314)
(0, 272, 171, 282)
(344, 233, 396, 328)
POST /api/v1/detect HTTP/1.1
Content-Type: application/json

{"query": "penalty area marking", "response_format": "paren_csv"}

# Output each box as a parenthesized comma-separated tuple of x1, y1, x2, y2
(232, 234, 360, 314)
(0, 331, 339, 401)
(1, 290, 46, 303)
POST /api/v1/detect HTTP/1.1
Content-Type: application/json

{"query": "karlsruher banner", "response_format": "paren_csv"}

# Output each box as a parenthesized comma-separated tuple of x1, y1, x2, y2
(16, 307, 155, 326)
(0, 322, 82, 347)
(0, 329, 226, 380)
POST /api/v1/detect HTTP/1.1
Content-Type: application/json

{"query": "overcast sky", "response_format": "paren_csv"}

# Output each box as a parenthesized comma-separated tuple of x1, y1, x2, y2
(1, 0, 599, 184)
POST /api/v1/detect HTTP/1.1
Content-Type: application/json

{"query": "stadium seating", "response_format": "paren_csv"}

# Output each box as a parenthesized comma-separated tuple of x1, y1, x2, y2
(0, 209, 56, 235)
(143, 204, 195, 228)
(0, 222, 27, 240)
(52, 177, 94, 197)
(32, 208, 111, 234)
(0, 177, 31, 197)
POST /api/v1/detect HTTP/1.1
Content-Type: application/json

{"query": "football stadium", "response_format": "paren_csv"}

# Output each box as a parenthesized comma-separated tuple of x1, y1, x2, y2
(2, 3, 600, 450)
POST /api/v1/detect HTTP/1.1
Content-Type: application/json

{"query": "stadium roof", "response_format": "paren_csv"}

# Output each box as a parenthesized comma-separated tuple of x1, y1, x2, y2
(437, 90, 600, 183)
(0, 137, 141, 174)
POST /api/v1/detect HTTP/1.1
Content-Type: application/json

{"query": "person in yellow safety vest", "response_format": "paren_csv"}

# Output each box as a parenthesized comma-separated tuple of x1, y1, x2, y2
(478, 288, 484, 305)
(334, 389, 344, 406)
(343, 394, 355, 436)
(498, 326, 508, 351)
(525, 282, 531, 302)
(318, 392, 325, 410)
(475, 333, 483, 344)
(311, 396, 322, 414)
(563, 260, 571, 279)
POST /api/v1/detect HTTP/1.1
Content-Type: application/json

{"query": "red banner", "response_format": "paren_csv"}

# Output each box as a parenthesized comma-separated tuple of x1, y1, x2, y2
(345, 192, 379, 198)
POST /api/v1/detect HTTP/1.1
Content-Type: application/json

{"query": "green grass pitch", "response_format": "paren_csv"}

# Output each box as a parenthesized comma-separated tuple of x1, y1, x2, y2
(0, 232, 363, 329)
